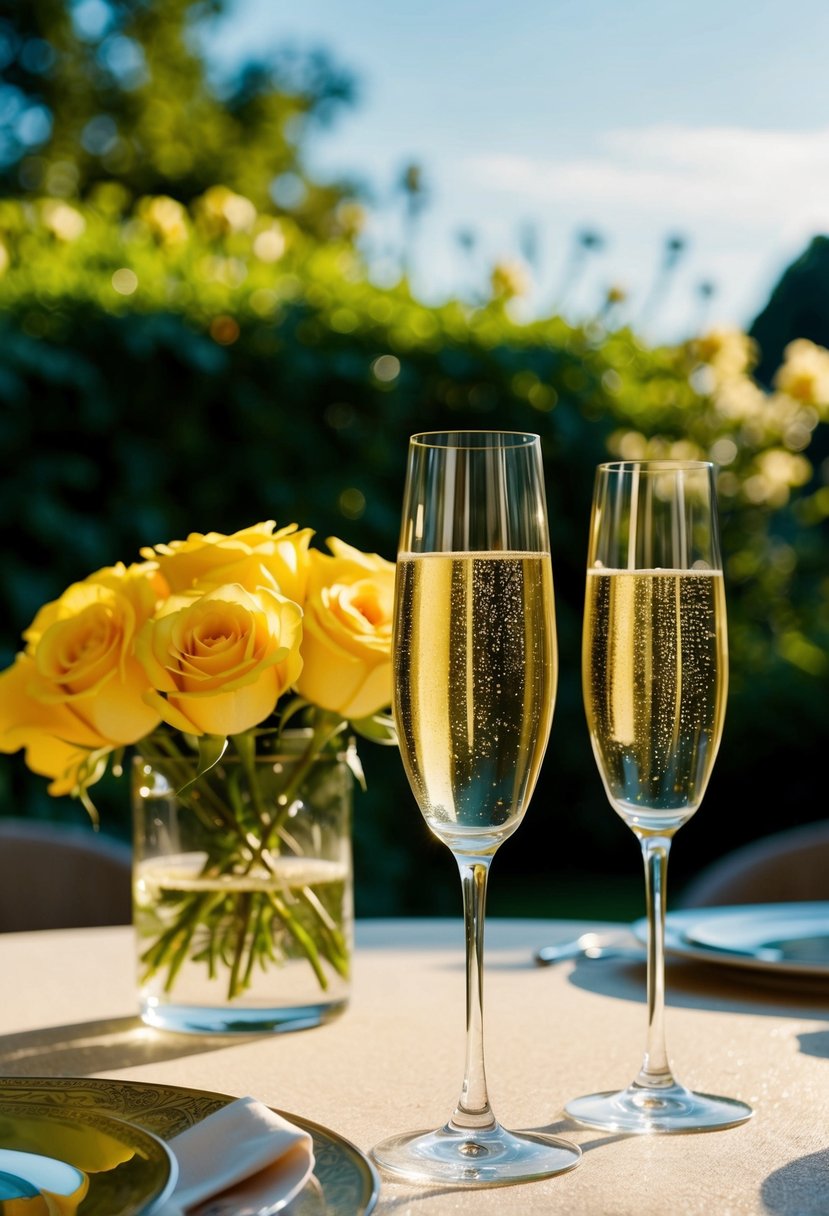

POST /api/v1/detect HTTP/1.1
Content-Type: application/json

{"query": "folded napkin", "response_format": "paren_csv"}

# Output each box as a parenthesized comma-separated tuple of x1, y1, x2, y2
(159, 1097, 315, 1216)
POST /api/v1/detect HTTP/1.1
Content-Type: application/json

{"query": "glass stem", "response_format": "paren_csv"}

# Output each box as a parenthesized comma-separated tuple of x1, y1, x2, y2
(634, 833, 676, 1090)
(450, 857, 496, 1132)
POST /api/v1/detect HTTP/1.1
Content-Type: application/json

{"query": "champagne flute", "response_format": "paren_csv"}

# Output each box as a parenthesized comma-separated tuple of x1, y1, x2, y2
(371, 431, 581, 1185)
(565, 460, 753, 1133)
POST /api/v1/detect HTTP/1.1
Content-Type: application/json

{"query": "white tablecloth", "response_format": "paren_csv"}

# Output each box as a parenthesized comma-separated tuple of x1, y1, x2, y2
(0, 918, 826, 1214)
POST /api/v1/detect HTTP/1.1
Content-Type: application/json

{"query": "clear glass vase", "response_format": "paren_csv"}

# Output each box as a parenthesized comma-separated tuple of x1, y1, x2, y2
(131, 731, 354, 1034)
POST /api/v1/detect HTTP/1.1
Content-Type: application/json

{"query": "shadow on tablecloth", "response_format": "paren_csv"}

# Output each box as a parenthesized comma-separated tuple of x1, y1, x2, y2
(0, 1016, 258, 1076)
(762, 1148, 829, 1215)
(562, 956, 829, 1023)
(796, 1029, 829, 1059)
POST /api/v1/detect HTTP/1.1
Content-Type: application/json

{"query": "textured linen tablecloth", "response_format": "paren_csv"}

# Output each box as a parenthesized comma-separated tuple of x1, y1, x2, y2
(0, 918, 826, 1215)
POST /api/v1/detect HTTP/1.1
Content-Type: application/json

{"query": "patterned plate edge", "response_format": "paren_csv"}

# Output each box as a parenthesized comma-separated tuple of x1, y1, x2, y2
(0, 1077, 380, 1215)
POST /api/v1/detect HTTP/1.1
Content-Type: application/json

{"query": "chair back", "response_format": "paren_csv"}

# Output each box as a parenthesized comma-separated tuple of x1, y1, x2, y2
(0, 819, 132, 931)
(680, 820, 829, 907)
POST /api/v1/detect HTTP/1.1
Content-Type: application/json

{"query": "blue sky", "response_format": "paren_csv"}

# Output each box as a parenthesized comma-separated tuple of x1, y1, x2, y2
(204, 0, 829, 343)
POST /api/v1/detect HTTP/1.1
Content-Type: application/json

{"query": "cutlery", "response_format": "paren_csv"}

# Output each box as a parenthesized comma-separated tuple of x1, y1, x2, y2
(533, 932, 645, 966)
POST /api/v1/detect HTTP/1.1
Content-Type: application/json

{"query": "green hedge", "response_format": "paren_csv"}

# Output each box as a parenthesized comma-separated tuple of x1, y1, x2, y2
(1, 193, 827, 916)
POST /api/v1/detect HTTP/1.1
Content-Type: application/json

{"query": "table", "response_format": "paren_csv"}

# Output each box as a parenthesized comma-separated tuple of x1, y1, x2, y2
(0, 918, 826, 1215)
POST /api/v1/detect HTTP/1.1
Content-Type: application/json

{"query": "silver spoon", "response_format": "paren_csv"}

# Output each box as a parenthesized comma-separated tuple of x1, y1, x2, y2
(534, 932, 645, 966)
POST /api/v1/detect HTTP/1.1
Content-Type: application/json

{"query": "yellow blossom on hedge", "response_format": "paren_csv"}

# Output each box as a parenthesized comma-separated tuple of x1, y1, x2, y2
(194, 185, 258, 237)
(774, 339, 829, 409)
(742, 448, 813, 508)
(690, 327, 756, 381)
(490, 259, 530, 302)
(41, 200, 86, 242)
(137, 195, 190, 245)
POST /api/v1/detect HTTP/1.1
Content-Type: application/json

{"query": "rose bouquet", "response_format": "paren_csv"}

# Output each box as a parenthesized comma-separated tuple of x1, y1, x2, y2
(0, 522, 396, 1009)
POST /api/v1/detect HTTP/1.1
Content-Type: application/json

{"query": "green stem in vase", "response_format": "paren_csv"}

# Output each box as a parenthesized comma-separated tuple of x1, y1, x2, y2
(242, 896, 270, 990)
(134, 712, 352, 1003)
(227, 891, 255, 1001)
(297, 886, 350, 978)
(242, 710, 348, 862)
(139, 889, 226, 982)
(269, 891, 329, 989)
(140, 730, 239, 836)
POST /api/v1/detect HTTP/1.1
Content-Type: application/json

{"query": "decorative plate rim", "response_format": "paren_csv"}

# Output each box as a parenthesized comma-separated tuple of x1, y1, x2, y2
(0, 1077, 380, 1215)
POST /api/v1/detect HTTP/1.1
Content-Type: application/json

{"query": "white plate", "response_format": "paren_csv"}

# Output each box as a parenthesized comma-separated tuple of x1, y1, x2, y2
(634, 902, 829, 981)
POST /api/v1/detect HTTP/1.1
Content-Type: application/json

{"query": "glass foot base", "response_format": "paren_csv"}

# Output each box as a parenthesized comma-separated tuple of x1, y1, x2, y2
(371, 1120, 581, 1186)
(565, 1081, 753, 1134)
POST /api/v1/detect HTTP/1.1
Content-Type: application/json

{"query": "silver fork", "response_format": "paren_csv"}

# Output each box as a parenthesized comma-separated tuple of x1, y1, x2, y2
(534, 931, 645, 966)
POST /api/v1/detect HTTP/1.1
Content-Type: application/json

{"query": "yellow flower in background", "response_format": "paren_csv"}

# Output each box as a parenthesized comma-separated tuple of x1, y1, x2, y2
(194, 185, 257, 237)
(774, 339, 829, 408)
(333, 201, 366, 240)
(41, 200, 86, 242)
(741, 448, 813, 508)
(691, 327, 757, 381)
(136, 583, 303, 737)
(296, 538, 394, 721)
(142, 520, 313, 605)
(137, 195, 190, 245)
(711, 375, 767, 424)
(490, 258, 531, 302)
(252, 219, 286, 263)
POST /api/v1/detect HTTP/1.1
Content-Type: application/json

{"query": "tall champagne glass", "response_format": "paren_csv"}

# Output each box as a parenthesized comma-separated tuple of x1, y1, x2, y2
(566, 460, 753, 1133)
(371, 432, 581, 1185)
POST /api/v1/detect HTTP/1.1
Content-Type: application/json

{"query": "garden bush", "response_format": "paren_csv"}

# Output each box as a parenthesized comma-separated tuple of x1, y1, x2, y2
(1, 192, 826, 917)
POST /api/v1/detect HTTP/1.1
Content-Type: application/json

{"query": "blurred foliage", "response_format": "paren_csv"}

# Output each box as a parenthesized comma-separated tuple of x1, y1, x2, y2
(0, 0, 827, 918)
(0, 190, 827, 918)
(0, 0, 360, 236)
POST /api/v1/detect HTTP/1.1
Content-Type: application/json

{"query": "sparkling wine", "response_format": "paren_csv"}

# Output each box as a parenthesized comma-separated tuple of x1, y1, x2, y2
(394, 551, 556, 851)
(583, 567, 727, 831)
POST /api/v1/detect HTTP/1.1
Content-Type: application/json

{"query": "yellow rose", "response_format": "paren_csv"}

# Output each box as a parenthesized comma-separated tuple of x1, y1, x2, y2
(21, 562, 165, 745)
(295, 538, 394, 720)
(136, 583, 303, 736)
(0, 654, 111, 795)
(0, 562, 165, 796)
(142, 521, 313, 604)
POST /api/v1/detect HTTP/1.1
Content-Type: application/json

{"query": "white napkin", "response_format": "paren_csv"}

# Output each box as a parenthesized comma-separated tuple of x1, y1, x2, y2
(159, 1096, 315, 1216)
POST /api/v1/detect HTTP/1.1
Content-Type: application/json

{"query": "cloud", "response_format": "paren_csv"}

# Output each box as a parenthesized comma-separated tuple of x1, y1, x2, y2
(464, 124, 829, 237)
